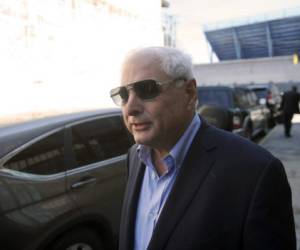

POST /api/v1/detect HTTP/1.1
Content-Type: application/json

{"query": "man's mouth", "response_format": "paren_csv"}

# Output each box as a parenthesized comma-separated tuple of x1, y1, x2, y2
(131, 122, 151, 131)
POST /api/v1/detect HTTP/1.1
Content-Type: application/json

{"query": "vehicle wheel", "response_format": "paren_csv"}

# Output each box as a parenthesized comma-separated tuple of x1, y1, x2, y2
(276, 113, 283, 124)
(268, 116, 276, 128)
(263, 120, 269, 135)
(244, 126, 252, 140)
(48, 227, 103, 250)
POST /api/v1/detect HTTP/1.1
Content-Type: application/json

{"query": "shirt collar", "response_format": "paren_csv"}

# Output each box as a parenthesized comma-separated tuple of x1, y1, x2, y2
(137, 114, 201, 170)
(169, 114, 200, 168)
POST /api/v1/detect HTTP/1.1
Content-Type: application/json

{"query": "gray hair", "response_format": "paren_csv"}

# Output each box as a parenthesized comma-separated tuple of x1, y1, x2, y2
(123, 46, 194, 81)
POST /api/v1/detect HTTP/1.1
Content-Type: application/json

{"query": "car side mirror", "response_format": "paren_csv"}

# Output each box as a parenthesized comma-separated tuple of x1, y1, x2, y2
(259, 98, 266, 105)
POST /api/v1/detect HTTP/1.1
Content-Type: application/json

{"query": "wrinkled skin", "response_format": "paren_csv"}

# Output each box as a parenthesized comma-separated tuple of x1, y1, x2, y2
(120, 52, 197, 158)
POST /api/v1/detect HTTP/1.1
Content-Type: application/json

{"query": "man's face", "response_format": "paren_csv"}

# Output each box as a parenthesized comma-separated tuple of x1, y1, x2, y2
(120, 54, 196, 151)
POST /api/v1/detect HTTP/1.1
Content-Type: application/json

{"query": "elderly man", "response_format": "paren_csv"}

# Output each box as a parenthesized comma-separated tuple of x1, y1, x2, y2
(110, 47, 296, 250)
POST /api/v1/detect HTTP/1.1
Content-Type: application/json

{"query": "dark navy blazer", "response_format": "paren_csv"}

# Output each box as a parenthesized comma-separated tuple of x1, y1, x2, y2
(119, 119, 296, 250)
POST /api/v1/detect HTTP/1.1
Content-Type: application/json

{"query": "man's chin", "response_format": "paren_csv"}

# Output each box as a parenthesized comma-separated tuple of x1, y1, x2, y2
(133, 135, 153, 146)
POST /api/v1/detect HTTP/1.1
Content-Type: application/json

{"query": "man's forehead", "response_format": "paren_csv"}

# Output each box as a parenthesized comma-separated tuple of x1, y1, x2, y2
(124, 52, 159, 70)
(121, 54, 167, 85)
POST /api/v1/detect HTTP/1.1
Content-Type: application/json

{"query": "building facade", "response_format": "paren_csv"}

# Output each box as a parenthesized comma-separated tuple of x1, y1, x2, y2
(162, 9, 176, 47)
(0, 0, 164, 120)
(193, 55, 300, 91)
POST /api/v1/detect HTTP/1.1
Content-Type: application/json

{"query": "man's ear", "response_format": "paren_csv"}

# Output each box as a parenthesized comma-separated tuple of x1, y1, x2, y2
(185, 79, 198, 109)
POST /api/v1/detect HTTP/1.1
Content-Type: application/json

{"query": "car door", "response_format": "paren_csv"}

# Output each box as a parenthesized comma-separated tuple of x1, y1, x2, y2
(0, 128, 77, 250)
(65, 114, 133, 241)
(234, 89, 256, 138)
(246, 90, 266, 134)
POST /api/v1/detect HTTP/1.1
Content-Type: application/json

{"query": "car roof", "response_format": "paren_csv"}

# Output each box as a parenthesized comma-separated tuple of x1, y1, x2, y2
(197, 85, 233, 90)
(0, 108, 121, 158)
(247, 85, 268, 89)
(197, 85, 250, 91)
(245, 83, 273, 89)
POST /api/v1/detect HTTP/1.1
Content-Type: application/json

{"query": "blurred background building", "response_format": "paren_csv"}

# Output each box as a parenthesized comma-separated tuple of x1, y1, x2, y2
(162, 4, 177, 48)
(1, 0, 300, 123)
(193, 7, 300, 91)
(0, 0, 171, 122)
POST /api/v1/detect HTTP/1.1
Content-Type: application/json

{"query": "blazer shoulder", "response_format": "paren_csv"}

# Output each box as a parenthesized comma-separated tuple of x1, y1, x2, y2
(201, 123, 276, 163)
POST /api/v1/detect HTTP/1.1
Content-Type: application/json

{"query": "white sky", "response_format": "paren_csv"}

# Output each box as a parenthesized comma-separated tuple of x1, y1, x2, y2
(168, 0, 300, 63)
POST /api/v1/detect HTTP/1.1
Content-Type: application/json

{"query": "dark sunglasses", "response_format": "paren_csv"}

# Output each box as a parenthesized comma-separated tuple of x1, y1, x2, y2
(110, 78, 186, 106)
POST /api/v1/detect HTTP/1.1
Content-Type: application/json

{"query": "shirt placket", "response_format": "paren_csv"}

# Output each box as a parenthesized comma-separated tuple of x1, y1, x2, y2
(150, 156, 174, 230)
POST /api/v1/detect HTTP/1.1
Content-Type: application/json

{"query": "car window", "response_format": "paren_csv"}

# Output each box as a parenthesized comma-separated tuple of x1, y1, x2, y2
(251, 91, 259, 105)
(246, 91, 258, 106)
(252, 88, 268, 99)
(70, 115, 133, 168)
(3, 130, 65, 175)
(234, 89, 249, 108)
(271, 85, 280, 96)
(198, 89, 232, 108)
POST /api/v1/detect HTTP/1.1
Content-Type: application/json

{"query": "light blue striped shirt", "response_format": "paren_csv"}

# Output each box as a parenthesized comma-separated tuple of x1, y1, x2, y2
(134, 114, 201, 250)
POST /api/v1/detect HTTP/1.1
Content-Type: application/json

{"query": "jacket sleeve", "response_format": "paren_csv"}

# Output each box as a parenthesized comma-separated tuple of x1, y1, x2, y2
(243, 158, 296, 250)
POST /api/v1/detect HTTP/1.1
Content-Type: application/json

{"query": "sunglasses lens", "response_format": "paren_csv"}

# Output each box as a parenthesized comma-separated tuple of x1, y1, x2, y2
(135, 80, 160, 100)
(119, 87, 129, 103)
(110, 80, 161, 106)
(110, 87, 128, 106)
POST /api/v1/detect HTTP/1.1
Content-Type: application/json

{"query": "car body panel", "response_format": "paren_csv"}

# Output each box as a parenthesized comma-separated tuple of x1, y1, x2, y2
(197, 85, 270, 139)
(0, 109, 131, 250)
(246, 83, 282, 123)
(66, 157, 126, 240)
(0, 109, 120, 159)
(0, 170, 75, 250)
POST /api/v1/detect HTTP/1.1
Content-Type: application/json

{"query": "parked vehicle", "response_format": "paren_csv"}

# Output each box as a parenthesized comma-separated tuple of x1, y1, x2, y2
(245, 83, 282, 126)
(0, 109, 134, 250)
(197, 85, 270, 139)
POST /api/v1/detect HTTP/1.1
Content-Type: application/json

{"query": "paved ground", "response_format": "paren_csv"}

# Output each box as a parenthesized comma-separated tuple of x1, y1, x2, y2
(260, 114, 300, 249)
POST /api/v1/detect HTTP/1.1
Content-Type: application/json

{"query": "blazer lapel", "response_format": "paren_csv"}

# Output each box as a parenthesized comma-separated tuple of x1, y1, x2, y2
(122, 146, 145, 250)
(147, 120, 218, 250)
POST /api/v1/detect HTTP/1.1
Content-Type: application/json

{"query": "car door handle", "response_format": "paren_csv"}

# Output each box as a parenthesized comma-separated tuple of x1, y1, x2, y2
(71, 177, 97, 189)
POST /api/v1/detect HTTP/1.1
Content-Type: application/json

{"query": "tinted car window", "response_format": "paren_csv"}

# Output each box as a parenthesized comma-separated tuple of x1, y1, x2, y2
(246, 91, 258, 107)
(252, 88, 268, 99)
(71, 116, 132, 168)
(271, 85, 280, 96)
(198, 89, 232, 108)
(234, 89, 249, 108)
(3, 130, 65, 175)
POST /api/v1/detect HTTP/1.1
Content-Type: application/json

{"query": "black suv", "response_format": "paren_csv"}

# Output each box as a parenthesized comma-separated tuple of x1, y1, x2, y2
(0, 109, 133, 250)
(197, 85, 270, 139)
(246, 83, 282, 126)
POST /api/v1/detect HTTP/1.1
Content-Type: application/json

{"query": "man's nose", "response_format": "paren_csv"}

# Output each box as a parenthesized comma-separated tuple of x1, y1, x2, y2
(124, 90, 143, 116)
